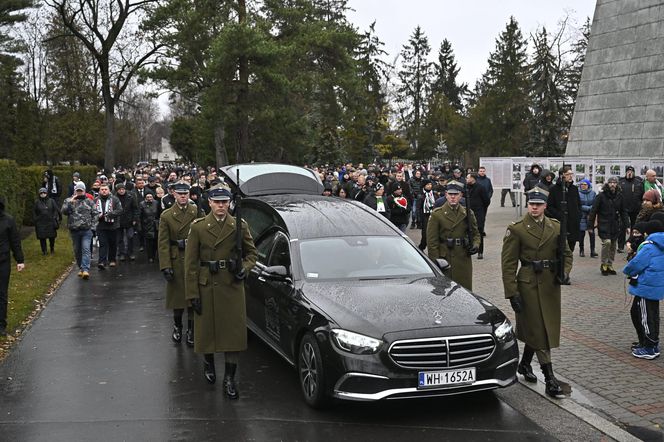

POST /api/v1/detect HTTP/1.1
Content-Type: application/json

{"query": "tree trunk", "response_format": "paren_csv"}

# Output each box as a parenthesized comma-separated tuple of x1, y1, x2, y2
(237, 0, 249, 163)
(214, 121, 228, 167)
(104, 101, 115, 171)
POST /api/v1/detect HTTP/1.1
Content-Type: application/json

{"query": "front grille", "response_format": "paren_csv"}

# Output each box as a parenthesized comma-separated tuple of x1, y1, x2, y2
(389, 334, 496, 369)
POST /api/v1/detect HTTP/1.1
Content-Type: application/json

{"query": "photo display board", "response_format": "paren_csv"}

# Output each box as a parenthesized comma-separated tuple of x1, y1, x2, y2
(480, 157, 659, 191)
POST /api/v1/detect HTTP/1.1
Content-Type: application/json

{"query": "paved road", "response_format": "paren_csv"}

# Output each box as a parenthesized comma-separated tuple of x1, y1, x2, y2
(0, 226, 613, 441)
(408, 193, 664, 441)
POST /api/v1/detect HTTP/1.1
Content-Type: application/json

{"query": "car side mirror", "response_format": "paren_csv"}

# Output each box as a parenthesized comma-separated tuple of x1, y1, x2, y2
(435, 259, 450, 272)
(261, 265, 291, 281)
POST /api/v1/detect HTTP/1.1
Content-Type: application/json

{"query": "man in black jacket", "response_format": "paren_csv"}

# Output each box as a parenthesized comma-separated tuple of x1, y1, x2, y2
(523, 164, 542, 201)
(0, 197, 25, 336)
(115, 184, 139, 261)
(466, 173, 490, 259)
(545, 167, 582, 252)
(588, 177, 630, 275)
(618, 166, 644, 252)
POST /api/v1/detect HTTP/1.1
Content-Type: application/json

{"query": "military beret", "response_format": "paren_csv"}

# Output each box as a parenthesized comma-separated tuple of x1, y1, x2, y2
(527, 186, 549, 204)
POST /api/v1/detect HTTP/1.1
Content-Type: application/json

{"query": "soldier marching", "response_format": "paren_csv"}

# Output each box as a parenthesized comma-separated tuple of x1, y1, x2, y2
(501, 186, 573, 398)
(426, 180, 481, 291)
(158, 182, 204, 347)
(184, 184, 257, 399)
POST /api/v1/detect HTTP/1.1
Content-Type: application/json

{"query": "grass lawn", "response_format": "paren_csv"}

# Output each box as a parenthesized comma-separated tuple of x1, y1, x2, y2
(0, 226, 73, 358)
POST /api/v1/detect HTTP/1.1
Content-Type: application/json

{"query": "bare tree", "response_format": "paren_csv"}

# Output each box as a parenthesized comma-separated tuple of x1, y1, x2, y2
(45, 0, 165, 170)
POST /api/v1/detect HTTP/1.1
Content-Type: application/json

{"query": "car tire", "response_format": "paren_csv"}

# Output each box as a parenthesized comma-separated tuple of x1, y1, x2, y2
(298, 332, 328, 408)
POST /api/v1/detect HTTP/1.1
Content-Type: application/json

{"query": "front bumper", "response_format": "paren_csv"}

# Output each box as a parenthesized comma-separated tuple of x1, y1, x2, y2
(323, 331, 518, 401)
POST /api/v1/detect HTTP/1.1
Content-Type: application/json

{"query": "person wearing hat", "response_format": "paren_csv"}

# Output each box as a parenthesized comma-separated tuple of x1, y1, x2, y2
(623, 217, 664, 359)
(618, 166, 644, 252)
(426, 180, 480, 290)
(42, 169, 62, 206)
(67, 172, 82, 196)
(160, 181, 177, 212)
(184, 184, 257, 398)
(61, 182, 98, 279)
(158, 181, 204, 348)
(387, 183, 410, 232)
(577, 179, 598, 257)
(636, 189, 664, 223)
(115, 183, 139, 261)
(363, 183, 390, 219)
(0, 196, 25, 336)
(545, 166, 582, 253)
(33, 187, 60, 255)
(501, 186, 573, 398)
(95, 183, 123, 269)
(588, 176, 630, 275)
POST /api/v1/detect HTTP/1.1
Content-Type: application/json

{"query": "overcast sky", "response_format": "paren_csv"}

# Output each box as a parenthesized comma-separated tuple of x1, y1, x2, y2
(346, 0, 596, 88)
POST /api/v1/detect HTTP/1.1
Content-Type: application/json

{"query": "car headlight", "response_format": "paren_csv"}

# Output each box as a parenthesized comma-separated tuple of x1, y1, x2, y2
(331, 329, 382, 354)
(494, 320, 514, 344)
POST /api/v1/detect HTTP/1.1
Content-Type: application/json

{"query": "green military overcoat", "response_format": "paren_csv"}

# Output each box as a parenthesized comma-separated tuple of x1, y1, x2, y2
(184, 212, 257, 354)
(158, 203, 203, 309)
(426, 203, 480, 290)
(501, 214, 573, 350)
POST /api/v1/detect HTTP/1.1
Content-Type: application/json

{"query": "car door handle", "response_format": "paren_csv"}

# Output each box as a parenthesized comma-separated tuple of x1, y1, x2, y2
(258, 276, 266, 282)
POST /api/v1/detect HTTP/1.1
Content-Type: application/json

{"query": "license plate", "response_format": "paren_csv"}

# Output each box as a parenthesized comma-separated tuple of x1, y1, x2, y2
(418, 368, 476, 388)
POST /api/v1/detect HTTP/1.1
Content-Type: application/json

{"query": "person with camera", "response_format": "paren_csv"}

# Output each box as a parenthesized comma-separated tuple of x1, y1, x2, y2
(501, 186, 573, 398)
(158, 182, 204, 347)
(94, 184, 122, 269)
(61, 182, 98, 279)
(184, 184, 257, 399)
(426, 180, 480, 291)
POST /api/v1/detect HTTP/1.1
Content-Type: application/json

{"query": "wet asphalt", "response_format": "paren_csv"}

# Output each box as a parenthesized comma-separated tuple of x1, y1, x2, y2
(0, 255, 599, 441)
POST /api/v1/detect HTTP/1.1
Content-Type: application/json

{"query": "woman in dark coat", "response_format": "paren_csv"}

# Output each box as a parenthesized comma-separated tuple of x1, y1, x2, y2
(138, 193, 160, 262)
(34, 187, 60, 255)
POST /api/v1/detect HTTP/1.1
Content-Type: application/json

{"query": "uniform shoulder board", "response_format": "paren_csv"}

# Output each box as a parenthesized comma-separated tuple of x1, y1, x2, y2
(550, 218, 560, 224)
(191, 217, 205, 224)
(511, 220, 522, 225)
(431, 206, 443, 213)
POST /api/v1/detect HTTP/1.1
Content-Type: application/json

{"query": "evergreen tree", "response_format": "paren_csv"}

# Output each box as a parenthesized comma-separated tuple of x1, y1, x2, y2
(470, 16, 530, 157)
(431, 39, 467, 111)
(396, 26, 431, 157)
(529, 27, 566, 156)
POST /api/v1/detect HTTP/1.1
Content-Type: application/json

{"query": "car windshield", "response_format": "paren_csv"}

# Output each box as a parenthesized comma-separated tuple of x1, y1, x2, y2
(298, 236, 435, 280)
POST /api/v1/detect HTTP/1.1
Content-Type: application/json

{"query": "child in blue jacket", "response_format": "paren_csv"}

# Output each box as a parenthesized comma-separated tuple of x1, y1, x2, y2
(623, 221, 664, 359)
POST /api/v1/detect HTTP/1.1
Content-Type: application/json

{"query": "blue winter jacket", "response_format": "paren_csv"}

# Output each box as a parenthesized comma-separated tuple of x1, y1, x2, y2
(623, 232, 664, 301)
(578, 187, 596, 231)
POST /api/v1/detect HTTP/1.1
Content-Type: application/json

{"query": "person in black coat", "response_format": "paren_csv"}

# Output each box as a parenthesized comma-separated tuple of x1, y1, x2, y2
(0, 196, 25, 336)
(115, 184, 139, 261)
(545, 167, 582, 252)
(387, 184, 410, 232)
(618, 165, 644, 251)
(138, 193, 160, 263)
(33, 188, 60, 255)
(42, 169, 62, 206)
(363, 184, 390, 220)
(588, 177, 630, 275)
(523, 164, 542, 201)
(466, 174, 490, 259)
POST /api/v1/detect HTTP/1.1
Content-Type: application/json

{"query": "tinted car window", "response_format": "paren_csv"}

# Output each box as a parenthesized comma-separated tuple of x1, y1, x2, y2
(242, 204, 281, 241)
(298, 236, 434, 280)
(268, 233, 291, 269)
(256, 235, 277, 264)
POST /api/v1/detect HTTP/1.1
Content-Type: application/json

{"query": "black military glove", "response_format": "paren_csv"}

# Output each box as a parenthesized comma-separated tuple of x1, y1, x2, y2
(466, 246, 479, 256)
(234, 268, 247, 281)
(162, 268, 174, 282)
(191, 298, 202, 315)
(556, 273, 571, 285)
(509, 295, 524, 314)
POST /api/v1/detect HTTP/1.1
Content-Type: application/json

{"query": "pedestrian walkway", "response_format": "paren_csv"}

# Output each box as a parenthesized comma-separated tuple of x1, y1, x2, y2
(410, 195, 664, 438)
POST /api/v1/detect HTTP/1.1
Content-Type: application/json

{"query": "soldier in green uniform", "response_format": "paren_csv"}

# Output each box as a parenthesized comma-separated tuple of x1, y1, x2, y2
(501, 187, 573, 398)
(158, 182, 204, 347)
(426, 180, 480, 290)
(184, 185, 257, 399)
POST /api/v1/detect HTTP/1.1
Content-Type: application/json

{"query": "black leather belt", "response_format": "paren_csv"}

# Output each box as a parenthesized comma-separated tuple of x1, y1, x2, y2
(445, 237, 466, 247)
(520, 259, 558, 273)
(200, 260, 227, 269)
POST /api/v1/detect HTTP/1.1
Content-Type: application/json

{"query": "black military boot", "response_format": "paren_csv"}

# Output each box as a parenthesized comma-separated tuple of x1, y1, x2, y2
(224, 363, 239, 400)
(579, 247, 585, 257)
(540, 363, 564, 398)
(185, 320, 194, 348)
(203, 354, 216, 384)
(171, 325, 182, 343)
(517, 346, 537, 383)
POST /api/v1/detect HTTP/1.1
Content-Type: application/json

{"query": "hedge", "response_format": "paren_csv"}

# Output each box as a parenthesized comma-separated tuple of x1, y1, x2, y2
(0, 160, 97, 226)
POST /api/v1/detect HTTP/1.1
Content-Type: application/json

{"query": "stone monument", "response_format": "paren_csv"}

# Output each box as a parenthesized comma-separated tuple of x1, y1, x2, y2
(566, 0, 664, 157)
